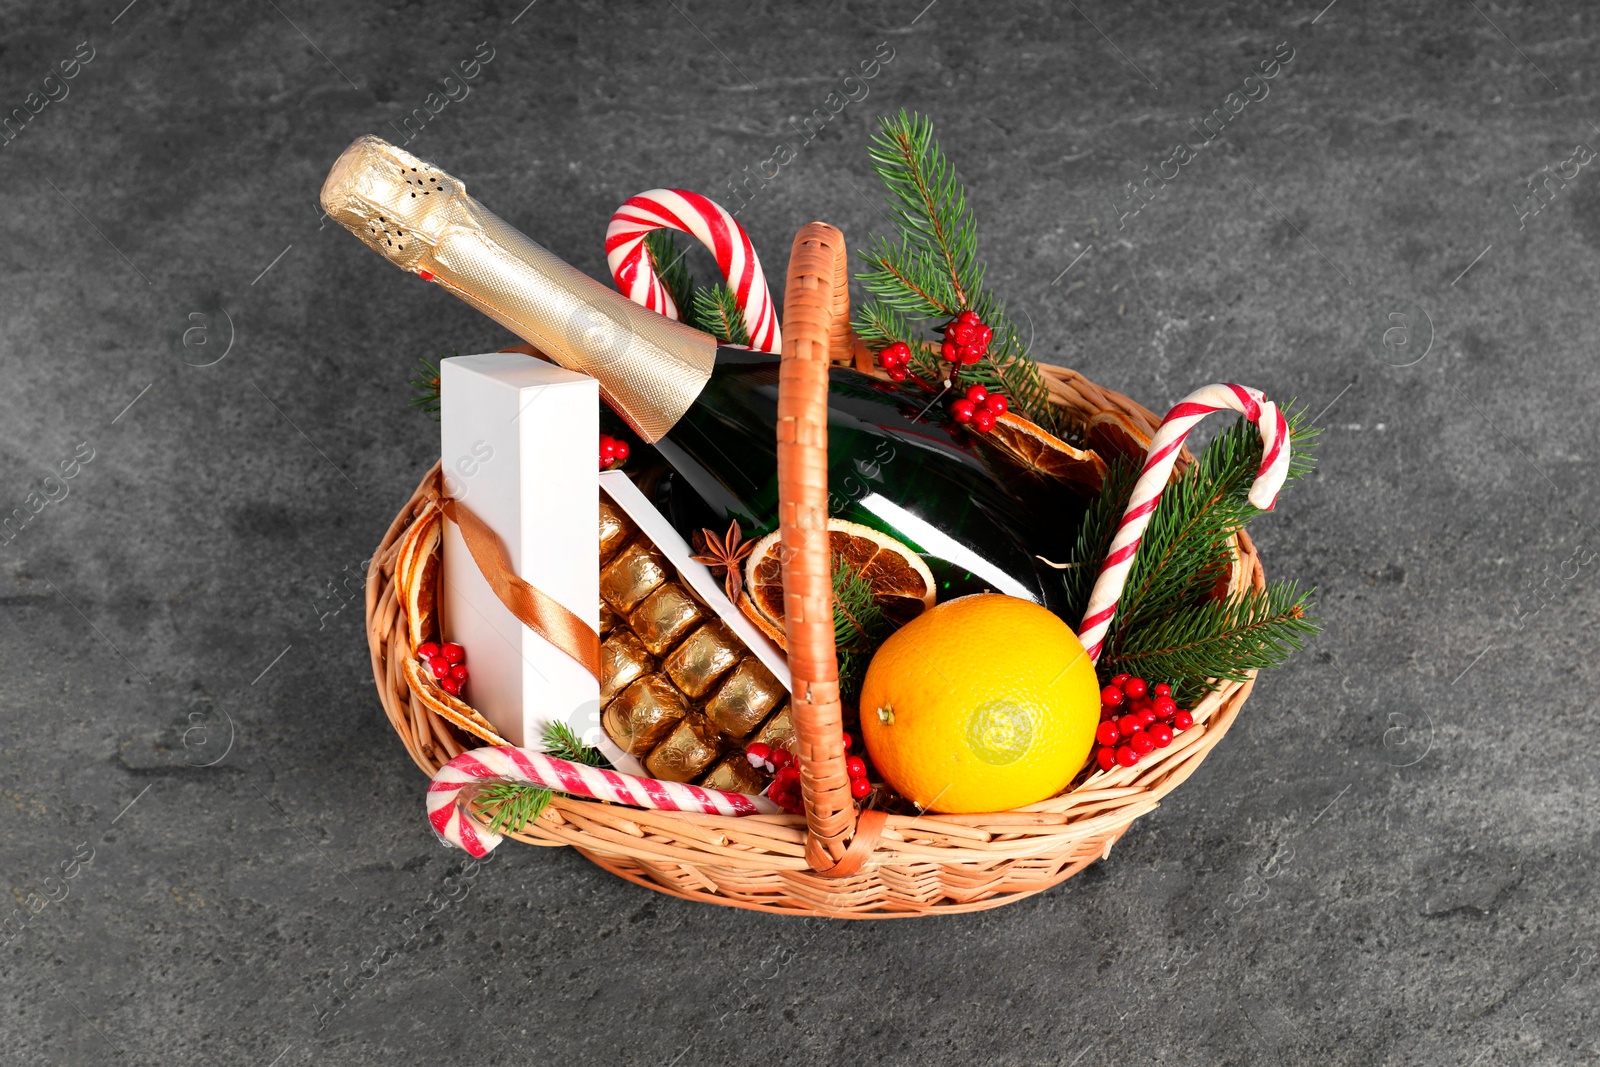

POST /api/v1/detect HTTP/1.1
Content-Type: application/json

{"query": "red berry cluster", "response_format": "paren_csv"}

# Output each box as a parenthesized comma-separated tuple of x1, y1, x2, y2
(748, 733, 869, 814)
(598, 434, 631, 470)
(1092, 675, 1194, 771)
(876, 341, 913, 382)
(417, 641, 470, 698)
(950, 383, 1009, 434)
(875, 309, 993, 381)
(941, 309, 992, 365)
(845, 736, 871, 800)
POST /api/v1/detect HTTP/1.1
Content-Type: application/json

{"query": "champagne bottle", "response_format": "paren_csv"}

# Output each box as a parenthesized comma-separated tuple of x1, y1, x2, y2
(321, 136, 1078, 614)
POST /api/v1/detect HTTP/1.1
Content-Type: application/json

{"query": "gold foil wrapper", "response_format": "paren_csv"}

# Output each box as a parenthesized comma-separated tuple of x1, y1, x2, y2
(599, 630, 654, 707)
(704, 658, 785, 739)
(663, 622, 743, 699)
(599, 539, 669, 613)
(595, 499, 790, 789)
(701, 755, 766, 795)
(319, 136, 716, 442)
(628, 581, 705, 657)
(645, 716, 722, 783)
(603, 674, 687, 755)
(749, 704, 795, 753)
(598, 499, 633, 563)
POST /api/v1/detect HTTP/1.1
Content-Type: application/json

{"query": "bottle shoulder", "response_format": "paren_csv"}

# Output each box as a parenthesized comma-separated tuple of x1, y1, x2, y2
(707, 349, 965, 443)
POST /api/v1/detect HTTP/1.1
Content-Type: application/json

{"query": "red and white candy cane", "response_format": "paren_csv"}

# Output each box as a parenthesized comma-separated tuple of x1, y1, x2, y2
(428, 746, 780, 857)
(1078, 383, 1291, 663)
(605, 189, 781, 354)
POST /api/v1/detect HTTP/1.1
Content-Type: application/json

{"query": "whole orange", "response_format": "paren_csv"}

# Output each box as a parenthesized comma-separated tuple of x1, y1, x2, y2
(859, 594, 1100, 813)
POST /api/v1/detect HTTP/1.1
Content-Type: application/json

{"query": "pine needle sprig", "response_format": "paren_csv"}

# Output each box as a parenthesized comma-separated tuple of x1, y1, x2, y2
(1053, 403, 1321, 696)
(409, 353, 451, 419)
(471, 781, 551, 836)
(862, 111, 977, 313)
(692, 283, 752, 346)
(1105, 581, 1320, 705)
(834, 553, 889, 646)
(852, 110, 1057, 430)
(644, 230, 696, 328)
(858, 239, 964, 320)
(542, 720, 609, 767)
(643, 230, 752, 346)
(833, 552, 892, 699)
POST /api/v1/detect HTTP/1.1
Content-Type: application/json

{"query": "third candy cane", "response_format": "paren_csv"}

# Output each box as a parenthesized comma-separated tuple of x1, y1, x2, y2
(1078, 383, 1291, 664)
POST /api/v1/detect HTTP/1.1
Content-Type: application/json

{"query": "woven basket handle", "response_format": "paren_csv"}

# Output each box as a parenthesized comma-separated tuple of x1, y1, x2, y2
(824, 230, 854, 364)
(779, 223, 868, 874)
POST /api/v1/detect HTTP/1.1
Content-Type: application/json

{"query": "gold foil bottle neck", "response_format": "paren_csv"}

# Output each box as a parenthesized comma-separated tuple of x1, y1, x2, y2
(319, 135, 717, 442)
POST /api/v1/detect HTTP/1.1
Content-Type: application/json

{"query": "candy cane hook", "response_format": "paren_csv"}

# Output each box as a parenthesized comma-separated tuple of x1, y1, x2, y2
(605, 189, 781, 354)
(428, 746, 780, 856)
(1078, 383, 1291, 664)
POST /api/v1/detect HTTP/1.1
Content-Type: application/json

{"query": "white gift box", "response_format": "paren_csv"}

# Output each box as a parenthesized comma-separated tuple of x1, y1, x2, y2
(439, 352, 612, 759)
(440, 351, 790, 777)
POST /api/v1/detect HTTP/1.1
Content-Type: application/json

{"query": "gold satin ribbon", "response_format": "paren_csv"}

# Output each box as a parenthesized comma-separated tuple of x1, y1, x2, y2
(438, 495, 602, 681)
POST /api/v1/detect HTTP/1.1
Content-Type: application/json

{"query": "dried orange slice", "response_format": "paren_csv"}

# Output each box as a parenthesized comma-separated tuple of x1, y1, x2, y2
(975, 412, 1107, 496)
(737, 589, 790, 651)
(1082, 409, 1200, 480)
(1083, 410, 1152, 464)
(401, 655, 508, 746)
(391, 503, 508, 746)
(741, 520, 936, 647)
(395, 502, 442, 650)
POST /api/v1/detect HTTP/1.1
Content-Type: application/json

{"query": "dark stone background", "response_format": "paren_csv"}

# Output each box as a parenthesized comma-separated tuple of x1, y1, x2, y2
(2, 0, 1597, 1063)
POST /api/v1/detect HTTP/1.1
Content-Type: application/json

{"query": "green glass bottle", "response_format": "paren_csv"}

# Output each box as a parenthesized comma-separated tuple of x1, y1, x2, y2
(652, 349, 1079, 616)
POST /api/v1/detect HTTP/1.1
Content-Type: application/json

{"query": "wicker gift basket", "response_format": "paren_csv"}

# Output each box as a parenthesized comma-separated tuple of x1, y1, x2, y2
(365, 222, 1263, 918)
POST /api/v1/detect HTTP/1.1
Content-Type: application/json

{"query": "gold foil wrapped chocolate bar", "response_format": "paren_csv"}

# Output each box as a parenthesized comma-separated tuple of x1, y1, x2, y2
(597, 497, 793, 785)
(318, 135, 716, 442)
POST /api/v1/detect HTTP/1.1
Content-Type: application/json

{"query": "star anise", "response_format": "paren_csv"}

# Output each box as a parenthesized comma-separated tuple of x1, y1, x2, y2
(690, 520, 755, 602)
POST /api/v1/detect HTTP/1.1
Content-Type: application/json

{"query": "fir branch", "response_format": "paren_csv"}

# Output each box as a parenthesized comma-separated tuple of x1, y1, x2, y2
(1103, 581, 1320, 705)
(471, 781, 551, 836)
(408, 353, 450, 420)
(834, 553, 889, 648)
(542, 720, 609, 768)
(1056, 404, 1321, 694)
(852, 293, 912, 348)
(866, 111, 977, 310)
(858, 241, 963, 320)
(851, 110, 1058, 430)
(1113, 407, 1317, 644)
(832, 552, 892, 699)
(691, 283, 752, 347)
(644, 230, 696, 328)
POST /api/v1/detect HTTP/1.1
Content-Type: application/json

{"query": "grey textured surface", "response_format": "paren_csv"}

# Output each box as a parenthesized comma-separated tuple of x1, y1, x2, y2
(2, 0, 1597, 1064)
